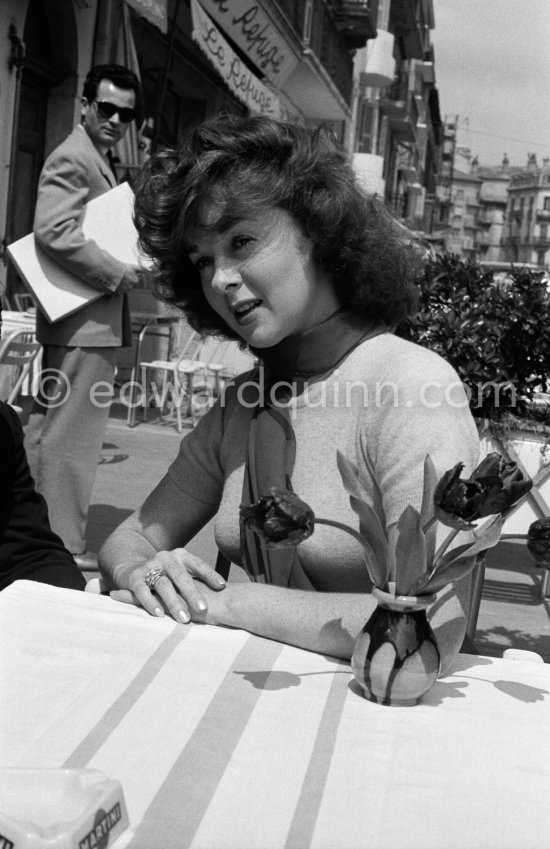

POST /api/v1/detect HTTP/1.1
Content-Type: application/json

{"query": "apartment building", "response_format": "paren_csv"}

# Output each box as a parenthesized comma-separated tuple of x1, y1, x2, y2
(350, 0, 443, 235)
(434, 124, 543, 265)
(445, 161, 481, 261)
(502, 157, 550, 269)
(474, 161, 510, 263)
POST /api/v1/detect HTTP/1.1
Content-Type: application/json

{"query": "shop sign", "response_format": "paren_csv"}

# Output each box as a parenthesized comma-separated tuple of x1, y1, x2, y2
(191, 0, 281, 118)
(125, 0, 168, 34)
(199, 0, 298, 85)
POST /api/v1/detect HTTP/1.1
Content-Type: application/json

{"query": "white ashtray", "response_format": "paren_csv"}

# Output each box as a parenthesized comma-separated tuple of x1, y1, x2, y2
(0, 768, 128, 849)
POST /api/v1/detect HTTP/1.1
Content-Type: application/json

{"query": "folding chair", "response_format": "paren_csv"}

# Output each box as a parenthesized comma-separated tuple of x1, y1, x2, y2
(0, 330, 41, 405)
(137, 332, 256, 431)
(13, 293, 35, 311)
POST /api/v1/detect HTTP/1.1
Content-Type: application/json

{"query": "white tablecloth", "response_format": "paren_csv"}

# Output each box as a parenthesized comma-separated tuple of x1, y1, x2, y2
(1, 580, 549, 849)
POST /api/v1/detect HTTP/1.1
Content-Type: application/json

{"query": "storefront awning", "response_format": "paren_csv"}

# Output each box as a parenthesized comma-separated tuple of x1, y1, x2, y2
(198, 0, 298, 87)
(191, 0, 281, 119)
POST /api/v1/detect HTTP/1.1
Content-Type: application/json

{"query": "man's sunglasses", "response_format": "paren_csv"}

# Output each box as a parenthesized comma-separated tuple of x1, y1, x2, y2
(93, 101, 136, 124)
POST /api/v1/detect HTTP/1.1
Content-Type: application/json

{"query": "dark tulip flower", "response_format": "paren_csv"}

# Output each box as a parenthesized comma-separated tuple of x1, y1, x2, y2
(471, 453, 532, 515)
(240, 487, 314, 548)
(433, 462, 487, 528)
(434, 454, 531, 528)
(527, 517, 550, 567)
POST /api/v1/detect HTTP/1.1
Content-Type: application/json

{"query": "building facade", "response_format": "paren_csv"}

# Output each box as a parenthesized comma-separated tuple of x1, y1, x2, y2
(436, 129, 550, 270)
(502, 157, 550, 269)
(474, 161, 510, 264)
(349, 0, 443, 237)
(443, 146, 481, 261)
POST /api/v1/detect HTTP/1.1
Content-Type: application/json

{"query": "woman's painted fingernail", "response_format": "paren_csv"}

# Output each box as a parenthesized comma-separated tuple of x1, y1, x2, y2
(195, 600, 207, 612)
(216, 576, 226, 587)
(154, 607, 165, 617)
(179, 610, 190, 623)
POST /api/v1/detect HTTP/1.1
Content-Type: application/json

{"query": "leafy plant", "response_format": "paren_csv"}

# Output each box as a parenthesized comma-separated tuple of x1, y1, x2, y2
(396, 254, 550, 421)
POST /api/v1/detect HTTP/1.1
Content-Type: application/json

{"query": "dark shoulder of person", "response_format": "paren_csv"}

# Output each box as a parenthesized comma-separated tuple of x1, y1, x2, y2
(0, 401, 85, 592)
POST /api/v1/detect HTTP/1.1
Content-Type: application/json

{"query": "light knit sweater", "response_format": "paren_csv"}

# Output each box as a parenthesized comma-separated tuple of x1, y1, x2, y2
(168, 332, 479, 591)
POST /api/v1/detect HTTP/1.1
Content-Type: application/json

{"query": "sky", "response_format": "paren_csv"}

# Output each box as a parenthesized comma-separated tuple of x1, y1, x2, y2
(432, 0, 550, 168)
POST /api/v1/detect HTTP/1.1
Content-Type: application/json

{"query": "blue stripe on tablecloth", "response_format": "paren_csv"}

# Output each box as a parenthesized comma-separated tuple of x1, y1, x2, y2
(130, 633, 285, 849)
(63, 624, 189, 768)
(283, 662, 351, 849)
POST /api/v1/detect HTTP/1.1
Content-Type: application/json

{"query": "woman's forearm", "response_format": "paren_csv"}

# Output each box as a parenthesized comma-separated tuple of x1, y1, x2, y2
(203, 582, 376, 659)
(99, 471, 218, 590)
(200, 578, 468, 669)
(99, 523, 159, 589)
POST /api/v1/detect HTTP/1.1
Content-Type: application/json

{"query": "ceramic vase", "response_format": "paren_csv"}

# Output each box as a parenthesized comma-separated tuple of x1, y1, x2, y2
(351, 585, 440, 706)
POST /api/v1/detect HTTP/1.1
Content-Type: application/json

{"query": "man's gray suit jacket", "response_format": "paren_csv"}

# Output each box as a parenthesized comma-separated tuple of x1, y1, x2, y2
(33, 124, 131, 348)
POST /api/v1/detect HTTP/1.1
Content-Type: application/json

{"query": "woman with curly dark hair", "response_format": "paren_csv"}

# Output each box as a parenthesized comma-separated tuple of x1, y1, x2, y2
(100, 114, 479, 672)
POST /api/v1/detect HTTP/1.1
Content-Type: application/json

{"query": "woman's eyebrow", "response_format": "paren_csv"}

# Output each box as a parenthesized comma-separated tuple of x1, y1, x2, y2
(185, 218, 256, 254)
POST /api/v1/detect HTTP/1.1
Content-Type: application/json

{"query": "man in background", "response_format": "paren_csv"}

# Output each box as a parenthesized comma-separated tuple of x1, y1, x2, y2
(25, 63, 143, 566)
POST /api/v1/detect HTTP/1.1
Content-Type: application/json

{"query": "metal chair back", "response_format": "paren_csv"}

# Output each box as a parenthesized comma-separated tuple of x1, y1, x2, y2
(0, 330, 41, 405)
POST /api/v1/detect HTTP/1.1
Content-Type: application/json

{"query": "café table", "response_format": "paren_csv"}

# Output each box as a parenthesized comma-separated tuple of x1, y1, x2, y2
(1, 580, 549, 849)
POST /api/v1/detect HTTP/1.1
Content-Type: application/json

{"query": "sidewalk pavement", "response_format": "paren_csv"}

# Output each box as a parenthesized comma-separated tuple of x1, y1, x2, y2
(87, 407, 550, 663)
(86, 406, 218, 568)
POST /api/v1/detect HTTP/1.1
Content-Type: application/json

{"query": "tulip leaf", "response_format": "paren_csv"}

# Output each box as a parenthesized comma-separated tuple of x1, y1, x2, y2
(349, 494, 391, 588)
(336, 451, 364, 500)
(420, 454, 438, 525)
(424, 526, 437, 572)
(420, 455, 439, 565)
(416, 555, 479, 594)
(432, 514, 503, 572)
(336, 451, 391, 587)
(394, 505, 427, 595)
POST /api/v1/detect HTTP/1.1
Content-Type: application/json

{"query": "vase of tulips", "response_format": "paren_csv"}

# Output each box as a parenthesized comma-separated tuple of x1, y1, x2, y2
(350, 584, 440, 706)
(240, 451, 532, 706)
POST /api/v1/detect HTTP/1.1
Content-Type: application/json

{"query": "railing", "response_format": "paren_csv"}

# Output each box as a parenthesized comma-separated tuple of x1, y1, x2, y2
(385, 75, 409, 103)
(390, 0, 426, 58)
(379, 87, 418, 144)
(338, 0, 371, 11)
(390, 0, 417, 34)
(334, 0, 377, 47)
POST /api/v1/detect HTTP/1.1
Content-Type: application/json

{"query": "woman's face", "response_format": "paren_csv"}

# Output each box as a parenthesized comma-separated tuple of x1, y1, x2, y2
(186, 203, 340, 348)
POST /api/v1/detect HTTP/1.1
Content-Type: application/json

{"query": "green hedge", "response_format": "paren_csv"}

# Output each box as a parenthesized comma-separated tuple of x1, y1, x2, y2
(396, 254, 550, 421)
